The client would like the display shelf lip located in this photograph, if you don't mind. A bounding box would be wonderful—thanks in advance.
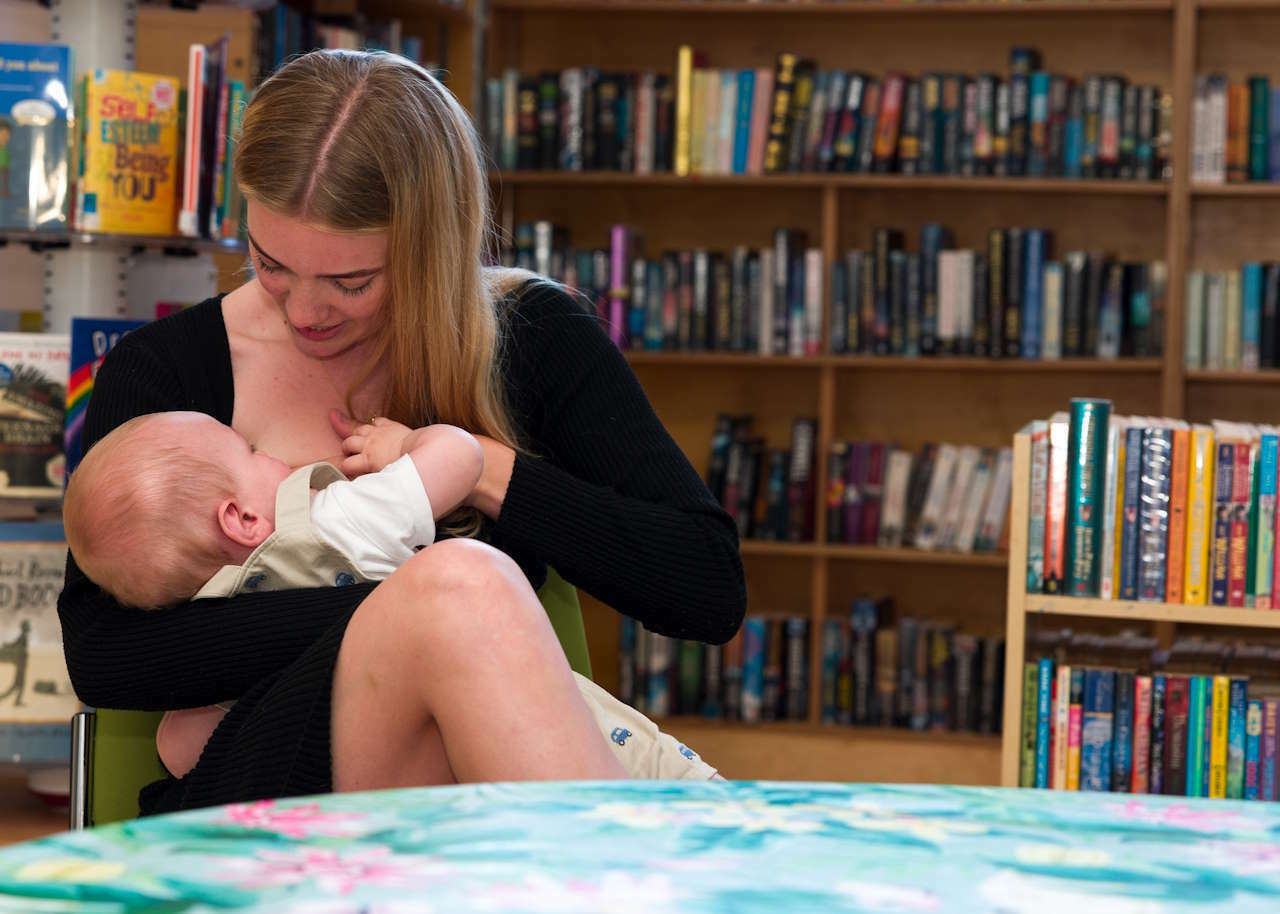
[1185,368,1280,383]
[1025,594,1280,628]
[1196,0,1280,10]
[491,0,1172,15]
[0,228,247,255]
[663,715,1003,746]
[491,170,1168,194]
[1191,181,1280,196]
[829,355,1164,372]
[739,540,1008,566]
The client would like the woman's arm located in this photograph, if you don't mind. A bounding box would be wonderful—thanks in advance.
[58,336,376,711]
[488,281,747,645]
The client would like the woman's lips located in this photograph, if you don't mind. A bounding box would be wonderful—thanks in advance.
[294,323,343,341]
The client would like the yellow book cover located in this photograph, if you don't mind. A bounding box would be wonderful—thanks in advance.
[674,46,694,177]
[77,69,180,236]
[1184,424,1215,604]
[1210,674,1230,798]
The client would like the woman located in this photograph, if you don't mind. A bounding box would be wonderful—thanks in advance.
[56,50,746,813]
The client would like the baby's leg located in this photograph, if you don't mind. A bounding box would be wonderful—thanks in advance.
[573,672,721,780]
[330,540,626,792]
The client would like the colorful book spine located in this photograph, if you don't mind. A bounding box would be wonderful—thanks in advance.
[1027,420,1050,594]
[1067,398,1111,596]
[740,616,767,723]
[1263,698,1279,802]
[1185,426,1215,605]
[1227,677,1248,800]
[1132,674,1151,794]
[1112,671,1135,793]
[1020,662,1039,788]
[179,44,206,237]
[1139,427,1173,602]
[1210,441,1234,606]
[1209,675,1230,799]
[1067,667,1084,791]
[1043,413,1070,594]
[1263,434,1280,609]
[1228,441,1253,607]
[1119,425,1144,600]
[674,46,695,176]
[1035,657,1053,788]
[1187,675,1207,797]
[1054,664,1072,789]
[1166,426,1190,604]
[1245,699,1263,801]
[608,225,631,348]
[1150,674,1167,796]
[1101,418,1122,600]
[1081,668,1115,792]
[1165,675,1190,796]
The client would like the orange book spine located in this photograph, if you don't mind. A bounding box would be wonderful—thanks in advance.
[1166,427,1190,603]
[1227,82,1250,183]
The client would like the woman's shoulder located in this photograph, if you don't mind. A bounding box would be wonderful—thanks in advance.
[118,295,228,358]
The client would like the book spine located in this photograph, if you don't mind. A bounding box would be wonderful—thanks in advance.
[764,55,798,175]
[987,229,1006,357]
[920,223,949,355]
[1211,441,1234,606]
[1054,664,1072,789]
[1133,674,1152,793]
[1035,657,1053,789]
[820,619,840,724]
[1020,662,1039,787]
[732,69,755,175]
[1100,419,1122,600]
[1263,699,1279,802]
[1021,229,1045,359]
[1081,668,1115,792]
[873,73,904,172]
[1139,428,1173,602]
[674,48,695,176]
[1112,670,1134,793]
[747,68,774,176]
[608,225,631,348]
[784,618,808,721]
[701,642,722,718]
[1166,427,1191,604]
[739,617,766,723]
[1067,398,1112,596]
[1119,425,1144,601]
[1027,421,1050,593]
[1005,228,1024,357]
[1067,667,1084,790]
[1150,674,1166,795]
[1245,699,1262,801]
[1229,441,1253,607]
[1209,675,1230,799]
[1044,413,1070,594]
[1188,676,1207,797]
[1227,677,1247,799]
[1185,426,1215,604]
[1165,675,1189,796]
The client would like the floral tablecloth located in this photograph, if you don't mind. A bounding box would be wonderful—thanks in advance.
[1,780,1279,913]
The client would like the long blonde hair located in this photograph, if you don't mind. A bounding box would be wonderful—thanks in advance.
[235,50,526,452]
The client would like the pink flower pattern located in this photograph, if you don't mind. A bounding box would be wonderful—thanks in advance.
[219,800,370,839]
[222,846,445,896]
[1107,800,1257,833]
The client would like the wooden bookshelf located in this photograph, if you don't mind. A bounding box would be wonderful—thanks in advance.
[1026,594,1280,628]
[1185,369,1280,383]
[491,0,1173,15]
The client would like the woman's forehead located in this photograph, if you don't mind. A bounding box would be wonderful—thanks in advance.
[246,202,387,274]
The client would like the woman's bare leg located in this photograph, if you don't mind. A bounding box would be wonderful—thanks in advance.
[330,538,626,792]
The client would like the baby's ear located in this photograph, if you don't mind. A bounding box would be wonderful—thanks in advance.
[217,499,270,548]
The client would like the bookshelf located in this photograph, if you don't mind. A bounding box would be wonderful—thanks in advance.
[999,428,1280,788]
[485,0,1280,784]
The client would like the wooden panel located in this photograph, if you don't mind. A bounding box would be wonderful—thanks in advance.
[659,719,1001,784]
[135,6,256,85]
[503,184,824,253]
[1189,197,1280,266]
[1000,432,1031,787]
[833,370,1161,453]
[1197,8,1280,79]
[839,189,1168,262]
[1185,377,1280,424]
[0,773,62,847]
[492,9,1171,86]
[495,0,1173,14]
[828,561,1008,635]
[1026,593,1280,629]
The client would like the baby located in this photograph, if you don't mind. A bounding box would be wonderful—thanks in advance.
[63,410,719,783]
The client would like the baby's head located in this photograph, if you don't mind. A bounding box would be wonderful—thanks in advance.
[64,411,292,608]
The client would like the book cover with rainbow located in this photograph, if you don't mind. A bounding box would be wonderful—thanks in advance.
[65,317,146,476]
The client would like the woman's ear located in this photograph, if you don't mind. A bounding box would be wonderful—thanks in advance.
[217,498,271,548]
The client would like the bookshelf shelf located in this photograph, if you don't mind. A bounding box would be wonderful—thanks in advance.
[0,229,246,256]
[627,352,825,368]
[829,356,1163,372]
[1185,369,1280,383]
[665,716,1000,747]
[491,0,1172,15]
[1026,594,1280,629]
[492,171,1167,196]
[1190,183,1280,196]
[1195,0,1280,9]
[739,540,1008,566]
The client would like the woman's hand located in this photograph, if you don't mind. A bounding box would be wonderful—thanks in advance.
[466,435,516,520]
[331,409,414,477]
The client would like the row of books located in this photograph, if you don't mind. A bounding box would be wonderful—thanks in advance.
[1027,400,1280,608]
[1018,658,1280,800]
[831,227,1166,359]
[825,440,1013,554]
[819,601,1005,733]
[504,223,823,354]
[487,47,1170,182]
[706,415,817,542]
[1184,264,1280,371]
[1191,74,1280,184]
[254,2,438,84]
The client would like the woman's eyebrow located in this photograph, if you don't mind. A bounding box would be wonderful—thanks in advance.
[247,232,384,279]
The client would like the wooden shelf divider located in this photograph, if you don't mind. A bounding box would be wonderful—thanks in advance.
[492,0,1172,15]
[1026,594,1280,629]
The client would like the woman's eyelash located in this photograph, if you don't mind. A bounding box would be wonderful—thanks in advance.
[335,279,374,297]
[256,258,282,274]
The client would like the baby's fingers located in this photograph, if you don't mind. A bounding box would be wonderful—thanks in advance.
[342,434,366,455]
[341,452,373,478]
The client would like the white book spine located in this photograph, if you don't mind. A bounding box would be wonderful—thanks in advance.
[805,248,823,356]
[1192,75,1208,183]
[1185,270,1205,369]
[1205,272,1225,370]
[1041,262,1063,359]
[917,443,959,551]
[977,446,1014,552]
[1054,665,1071,789]
[702,71,720,176]
[718,72,737,175]
[938,251,957,350]
[635,72,655,175]
[956,250,974,350]
[1100,417,1122,600]
[1210,76,1228,183]
[1027,421,1050,592]
[1224,269,1242,370]
[955,450,993,554]
[879,450,914,547]
[939,445,980,551]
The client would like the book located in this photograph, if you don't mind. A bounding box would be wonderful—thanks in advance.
[1066,398,1111,596]
[1081,667,1115,792]
[1150,674,1166,795]
[1165,675,1189,796]
[1245,698,1263,801]
[1165,425,1190,604]
[1209,674,1229,799]
[1188,675,1207,798]
[77,69,181,235]
[1185,425,1215,604]
[0,334,69,499]
[1227,677,1248,800]
[1132,674,1151,794]
[0,43,71,231]
[65,318,147,477]
[1112,670,1134,793]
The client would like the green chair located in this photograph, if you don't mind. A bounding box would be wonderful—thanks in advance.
[69,568,591,829]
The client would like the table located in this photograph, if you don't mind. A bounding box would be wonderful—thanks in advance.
[0,780,1278,912]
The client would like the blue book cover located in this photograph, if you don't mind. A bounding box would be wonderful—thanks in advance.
[740,617,767,722]
[1150,674,1167,796]
[1035,657,1053,788]
[1271,87,1280,181]
[1119,425,1144,600]
[65,317,148,476]
[1081,668,1115,791]
[732,69,755,175]
[1227,677,1248,799]
[1027,71,1050,176]
[0,43,72,231]
[1112,671,1134,793]
[1064,112,1083,178]
[1211,442,1234,606]
[1021,229,1046,358]
[1138,428,1173,602]
[819,619,841,724]
[1243,263,1264,369]
[1246,698,1263,801]
[1187,675,1206,797]
[919,223,951,355]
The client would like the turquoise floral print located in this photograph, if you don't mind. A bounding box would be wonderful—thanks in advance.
[0,781,1277,912]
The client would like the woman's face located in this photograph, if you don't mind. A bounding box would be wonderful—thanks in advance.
[246,202,390,361]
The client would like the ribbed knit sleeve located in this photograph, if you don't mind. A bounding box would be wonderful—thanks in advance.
[56,306,376,711]
[495,281,747,645]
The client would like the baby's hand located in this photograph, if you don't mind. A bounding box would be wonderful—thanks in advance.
[340,416,414,477]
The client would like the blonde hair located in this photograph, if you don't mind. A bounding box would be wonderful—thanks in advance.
[63,415,237,609]
[235,51,531,509]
